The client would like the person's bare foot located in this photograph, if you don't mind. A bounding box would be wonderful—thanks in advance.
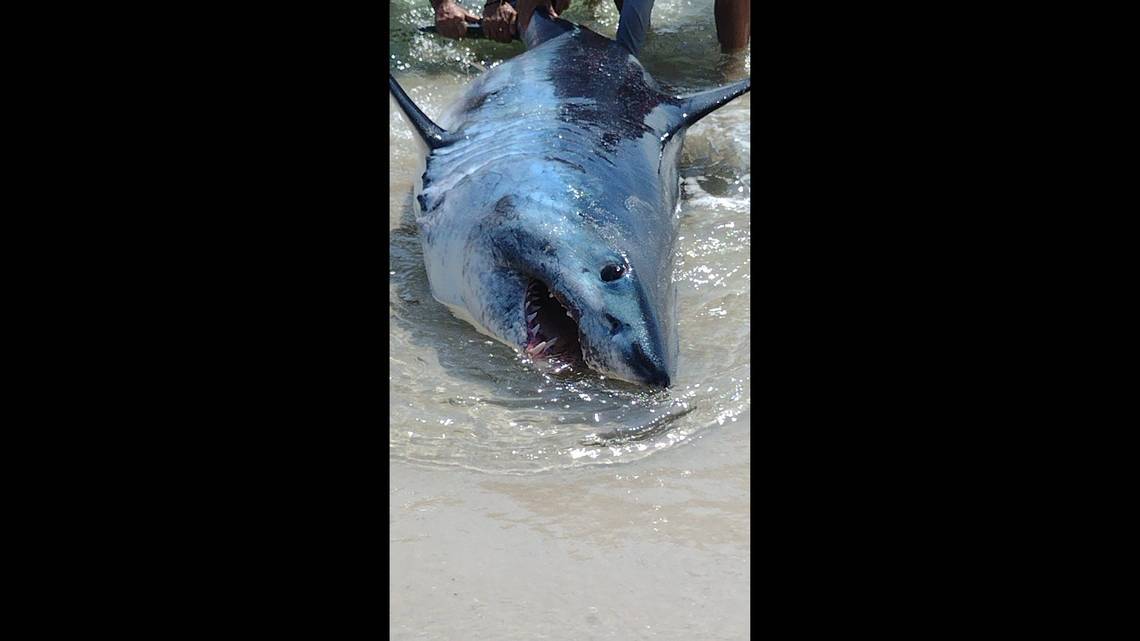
[716,50,748,82]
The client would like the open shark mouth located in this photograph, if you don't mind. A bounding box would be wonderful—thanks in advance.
[523,278,584,368]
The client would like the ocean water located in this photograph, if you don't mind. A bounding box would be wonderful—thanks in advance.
[390,1,749,638]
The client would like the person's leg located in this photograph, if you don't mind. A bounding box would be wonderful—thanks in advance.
[714,0,750,52]
[615,0,653,55]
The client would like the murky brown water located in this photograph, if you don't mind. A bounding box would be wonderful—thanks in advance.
[390,1,749,638]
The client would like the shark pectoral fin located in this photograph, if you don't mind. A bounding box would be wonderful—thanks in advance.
[389,73,457,150]
[664,77,752,139]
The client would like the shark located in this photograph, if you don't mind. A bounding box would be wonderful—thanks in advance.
[389,13,749,387]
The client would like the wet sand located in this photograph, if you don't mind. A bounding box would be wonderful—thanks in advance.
[390,411,749,640]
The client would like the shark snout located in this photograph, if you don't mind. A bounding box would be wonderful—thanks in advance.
[627,341,671,388]
[581,318,674,387]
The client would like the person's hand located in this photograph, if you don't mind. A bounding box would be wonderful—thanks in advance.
[434,0,481,39]
[482,0,518,43]
[516,0,571,34]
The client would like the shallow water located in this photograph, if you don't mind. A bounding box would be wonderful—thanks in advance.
[390,1,749,637]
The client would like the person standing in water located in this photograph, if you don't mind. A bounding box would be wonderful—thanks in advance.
[429,0,750,54]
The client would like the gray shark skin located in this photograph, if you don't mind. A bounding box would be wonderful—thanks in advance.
[390,14,749,387]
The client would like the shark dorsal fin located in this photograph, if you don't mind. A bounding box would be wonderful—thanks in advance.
[664,77,751,139]
[389,73,455,150]
[521,10,576,50]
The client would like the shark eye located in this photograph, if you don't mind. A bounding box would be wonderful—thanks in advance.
[600,263,625,282]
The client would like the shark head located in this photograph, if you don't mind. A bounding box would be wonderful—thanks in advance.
[467,195,676,387]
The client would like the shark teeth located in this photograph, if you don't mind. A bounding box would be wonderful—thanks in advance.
[526,337,561,357]
[521,278,582,366]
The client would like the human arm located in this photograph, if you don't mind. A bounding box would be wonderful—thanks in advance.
[431,0,482,39]
[482,0,519,43]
